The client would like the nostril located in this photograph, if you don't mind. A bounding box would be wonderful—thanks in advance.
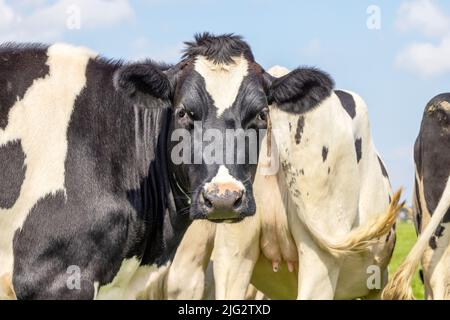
[205,198,213,209]
[202,192,213,209]
[233,194,243,209]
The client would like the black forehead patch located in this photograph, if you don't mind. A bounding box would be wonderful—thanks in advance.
[377,156,389,178]
[231,75,268,118]
[0,43,50,130]
[182,32,254,64]
[0,140,27,209]
[177,70,212,115]
[335,90,356,119]
[354,138,362,163]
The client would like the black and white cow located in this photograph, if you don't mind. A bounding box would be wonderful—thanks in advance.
[0,34,337,299]
[384,93,450,300]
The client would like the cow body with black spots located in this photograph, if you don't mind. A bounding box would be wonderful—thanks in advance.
[384,94,450,300]
[166,66,402,300]
[0,34,335,300]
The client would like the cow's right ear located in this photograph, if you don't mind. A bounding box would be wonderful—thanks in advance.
[114,62,174,102]
[264,66,334,114]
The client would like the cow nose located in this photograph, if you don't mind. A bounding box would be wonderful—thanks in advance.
[203,187,244,210]
[201,183,245,220]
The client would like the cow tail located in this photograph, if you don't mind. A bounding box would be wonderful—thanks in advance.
[382,179,450,300]
[300,189,404,258]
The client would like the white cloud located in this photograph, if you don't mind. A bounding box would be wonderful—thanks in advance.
[397,0,450,37]
[396,0,450,77]
[0,0,134,43]
[396,36,450,77]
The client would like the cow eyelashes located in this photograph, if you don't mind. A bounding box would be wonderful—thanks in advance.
[256,108,269,122]
[176,105,196,128]
[177,108,187,118]
[176,106,194,119]
[245,108,269,130]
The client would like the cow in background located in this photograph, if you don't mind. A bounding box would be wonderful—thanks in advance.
[383,94,450,300]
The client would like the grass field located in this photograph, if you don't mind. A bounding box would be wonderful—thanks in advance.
[388,221,424,300]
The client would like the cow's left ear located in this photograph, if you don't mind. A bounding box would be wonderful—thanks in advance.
[265,67,334,114]
[114,62,174,103]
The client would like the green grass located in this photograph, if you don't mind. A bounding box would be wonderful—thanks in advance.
[388,221,424,300]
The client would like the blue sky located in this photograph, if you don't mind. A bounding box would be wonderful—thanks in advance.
[1,0,450,202]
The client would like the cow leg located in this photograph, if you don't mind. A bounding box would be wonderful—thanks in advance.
[245,284,266,300]
[289,213,340,300]
[423,222,450,300]
[296,245,340,300]
[213,214,260,300]
[166,221,216,300]
[423,248,450,300]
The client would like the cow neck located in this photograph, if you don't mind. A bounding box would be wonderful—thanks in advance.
[133,105,191,266]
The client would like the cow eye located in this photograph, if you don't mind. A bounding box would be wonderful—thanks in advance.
[177,106,193,119]
[175,105,195,128]
[257,109,269,122]
[177,108,186,118]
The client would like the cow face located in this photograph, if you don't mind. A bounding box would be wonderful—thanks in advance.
[115,33,334,222]
[168,59,270,221]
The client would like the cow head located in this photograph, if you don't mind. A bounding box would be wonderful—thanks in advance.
[114,33,334,222]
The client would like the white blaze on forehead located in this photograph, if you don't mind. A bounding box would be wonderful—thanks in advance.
[0,43,96,280]
[194,55,249,117]
[204,165,245,190]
